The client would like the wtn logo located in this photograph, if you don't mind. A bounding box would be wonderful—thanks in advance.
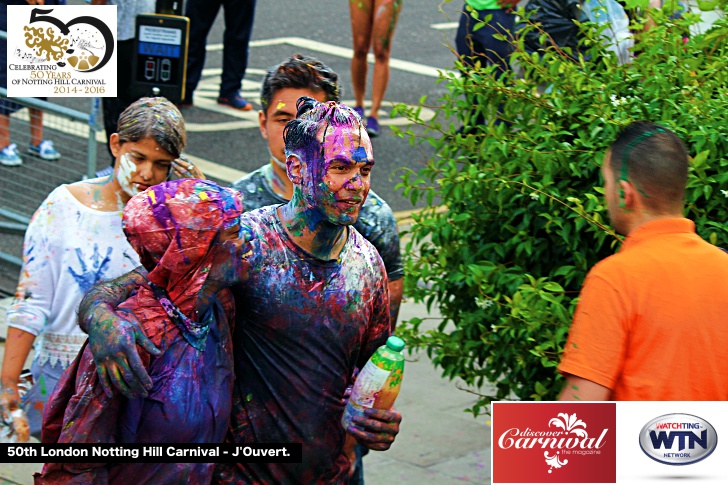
[649,430,707,451]
[639,414,717,465]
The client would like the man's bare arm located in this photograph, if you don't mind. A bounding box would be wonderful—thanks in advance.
[78,268,145,332]
[388,278,403,331]
[78,267,161,398]
[558,374,611,401]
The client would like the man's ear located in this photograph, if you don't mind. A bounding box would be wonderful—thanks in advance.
[286,154,304,185]
[619,179,636,210]
[258,110,268,140]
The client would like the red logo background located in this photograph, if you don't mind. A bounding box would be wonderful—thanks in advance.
[492,402,616,483]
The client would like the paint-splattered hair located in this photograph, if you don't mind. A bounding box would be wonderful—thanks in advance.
[116,97,186,159]
[260,54,340,113]
[609,121,688,213]
[283,96,364,173]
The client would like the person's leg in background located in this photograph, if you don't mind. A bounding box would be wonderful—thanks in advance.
[216,0,256,110]
[349,0,403,137]
[0,111,23,166]
[24,105,61,161]
[0,114,9,150]
[182,0,224,106]
[29,109,43,147]
[455,6,515,129]
[366,0,402,136]
[1,3,21,166]
[349,0,374,119]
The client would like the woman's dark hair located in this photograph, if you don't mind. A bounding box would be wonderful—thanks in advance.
[116,97,186,158]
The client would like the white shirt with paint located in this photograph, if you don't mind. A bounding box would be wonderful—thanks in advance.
[6,185,140,368]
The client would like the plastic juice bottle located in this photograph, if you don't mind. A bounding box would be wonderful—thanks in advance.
[342,336,405,430]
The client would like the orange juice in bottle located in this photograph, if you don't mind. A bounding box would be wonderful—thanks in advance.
[342,336,405,430]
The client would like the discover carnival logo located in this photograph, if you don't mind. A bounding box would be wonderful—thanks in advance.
[639,413,718,466]
[6,5,117,98]
[492,402,616,483]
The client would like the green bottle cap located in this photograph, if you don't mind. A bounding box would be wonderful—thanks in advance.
[386,336,405,352]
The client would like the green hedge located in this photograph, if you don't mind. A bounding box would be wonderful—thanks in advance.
[394,6,728,416]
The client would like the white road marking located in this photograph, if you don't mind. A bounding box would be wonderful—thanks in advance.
[185,153,247,184]
[206,37,456,78]
[430,22,459,30]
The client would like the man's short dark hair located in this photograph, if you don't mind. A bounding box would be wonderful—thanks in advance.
[609,121,689,214]
[260,54,340,112]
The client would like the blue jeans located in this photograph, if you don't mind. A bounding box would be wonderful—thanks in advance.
[455,7,516,128]
[455,6,516,80]
[22,360,66,439]
[350,443,368,485]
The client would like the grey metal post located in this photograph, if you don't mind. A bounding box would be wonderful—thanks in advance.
[86,97,101,179]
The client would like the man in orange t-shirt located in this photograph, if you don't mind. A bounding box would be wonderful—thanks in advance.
[558,121,728,401]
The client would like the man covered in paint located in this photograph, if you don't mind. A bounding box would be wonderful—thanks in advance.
[37,179,249,484]
[77,98,401,483]
[231,54,403,484]
[232,54,404,327]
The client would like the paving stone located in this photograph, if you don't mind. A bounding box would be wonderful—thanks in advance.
[428,450,491,483]
[363,459,477,485]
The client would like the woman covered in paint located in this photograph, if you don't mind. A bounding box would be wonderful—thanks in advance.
[37,179,248,485]
[0,97,198,441]
[349,0,403,137]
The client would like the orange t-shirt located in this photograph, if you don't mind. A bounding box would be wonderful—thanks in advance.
[558,218,728,400]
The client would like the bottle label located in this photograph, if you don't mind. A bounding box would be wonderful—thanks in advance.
[341,361,391,430]
[352,361,391,407]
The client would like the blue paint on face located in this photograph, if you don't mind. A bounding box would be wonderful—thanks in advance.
[352,146,369,164]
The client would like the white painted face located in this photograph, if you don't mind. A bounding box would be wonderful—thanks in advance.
[117,153,139,198]
[111,136,175,201]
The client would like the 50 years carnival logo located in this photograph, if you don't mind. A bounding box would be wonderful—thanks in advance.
[639,413,718,466]
[492,402,616,483]
[7,5,117,98]
[23,8,114,72]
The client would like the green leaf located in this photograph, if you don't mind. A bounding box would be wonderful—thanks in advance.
[543,282,564,293]
[691,150,710,169]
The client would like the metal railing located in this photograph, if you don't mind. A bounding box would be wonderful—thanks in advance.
[1,31,101,268]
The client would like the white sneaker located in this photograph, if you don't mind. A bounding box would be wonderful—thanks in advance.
[28,140,61,161]
[0,144,23,167]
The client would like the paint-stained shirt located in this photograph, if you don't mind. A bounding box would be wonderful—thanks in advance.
[231,164,404,281]
[213,206,391,485]
[6,185,140,367]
